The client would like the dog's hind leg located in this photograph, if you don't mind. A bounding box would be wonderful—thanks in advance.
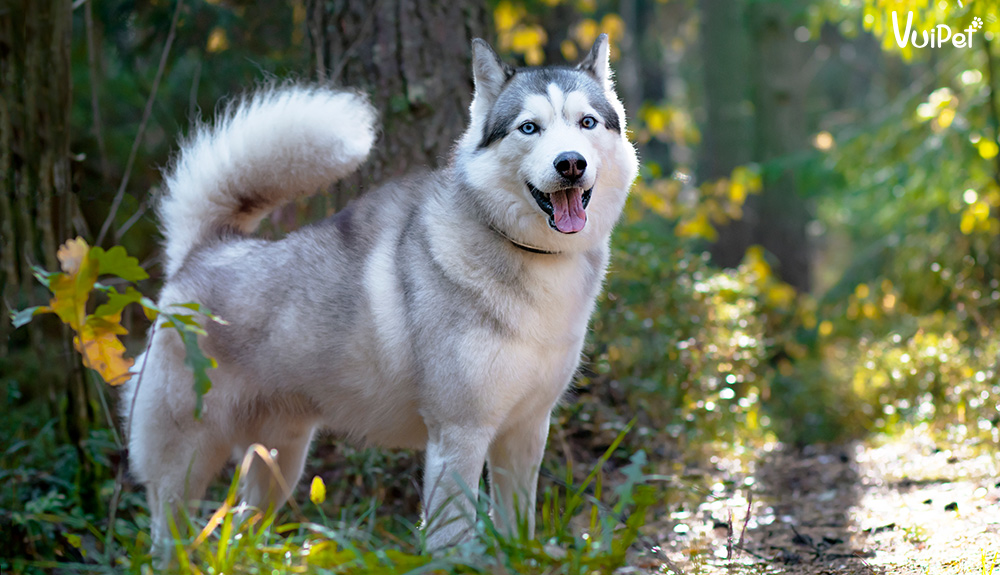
[237,416,317,516]
[125,332,231,561]
[487,411,551,540]
[131,404,230,560]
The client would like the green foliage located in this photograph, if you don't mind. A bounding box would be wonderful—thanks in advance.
[0,423,654,574]
[153,301,226,419]
[566,0,1000,449]
[583,200,814,446]
[803,0,1000,439]
[150,430,653,575]
[11,238,224,417]
[0,404,136,575]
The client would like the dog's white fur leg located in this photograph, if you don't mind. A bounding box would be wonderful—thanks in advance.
[145,443,228,557]
[131,401,229,557]
[421,424,492,550]
[487,412,550,539]
[125,329,231,560]
[237,420,317,514]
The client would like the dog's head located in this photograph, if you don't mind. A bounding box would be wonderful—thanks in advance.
[455,34,639,254]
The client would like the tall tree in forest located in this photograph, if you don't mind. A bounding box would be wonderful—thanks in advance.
[1,0,74,341]
[748,1,811,291]
[700,0,812,291]
[0,0,103,508]
[699,0,756,270]
[305,0,490,208]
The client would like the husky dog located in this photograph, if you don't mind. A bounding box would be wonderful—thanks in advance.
[123,34,638,552]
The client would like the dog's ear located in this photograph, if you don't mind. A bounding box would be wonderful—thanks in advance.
[471,38,513,105]
[578,33,612,91]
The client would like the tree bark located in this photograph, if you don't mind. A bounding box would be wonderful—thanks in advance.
[1,0,100,509]
[700,0,811,290]
[699,0,756,269]
[749,3,811,291]
[305,0,490,211]
[1,0,75,361]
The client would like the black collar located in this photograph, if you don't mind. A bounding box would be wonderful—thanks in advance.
[488,224,560,255]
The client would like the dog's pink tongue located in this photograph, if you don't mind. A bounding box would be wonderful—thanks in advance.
[551,188,587,233]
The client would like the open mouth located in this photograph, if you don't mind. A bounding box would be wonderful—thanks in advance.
[528,182,593,234]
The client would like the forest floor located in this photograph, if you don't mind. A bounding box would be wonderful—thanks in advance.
[627,426,1000,575]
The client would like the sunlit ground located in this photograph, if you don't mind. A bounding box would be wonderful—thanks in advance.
[636,424,1000,575]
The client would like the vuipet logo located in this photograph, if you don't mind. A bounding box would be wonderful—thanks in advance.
[892,12,983,49]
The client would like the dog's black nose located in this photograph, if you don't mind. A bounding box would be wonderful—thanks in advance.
[554,152,587,182]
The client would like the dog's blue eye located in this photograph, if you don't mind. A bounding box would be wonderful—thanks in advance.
[580,116,598,130]
[519,122,538,135]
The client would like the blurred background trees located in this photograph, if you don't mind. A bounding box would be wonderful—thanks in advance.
[305,0,490,210]
[3,0,1000,568]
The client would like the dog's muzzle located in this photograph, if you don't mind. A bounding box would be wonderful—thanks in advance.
[528,183,593,234]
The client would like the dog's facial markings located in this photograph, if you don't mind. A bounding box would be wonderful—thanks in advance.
[477,67,620,149]
[490,86,606,236]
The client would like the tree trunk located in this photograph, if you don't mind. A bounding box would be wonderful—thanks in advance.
[749,3,811,291]
[305,0,490,211]
[1,0,101,509]
[299,0,489,518]
[699,0,811,290]
[699,0,756,268]
[1,0,75,381]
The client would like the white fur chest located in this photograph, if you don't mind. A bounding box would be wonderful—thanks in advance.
[516,254,598,348]
[479,252,605,424]
[421,203,608,425]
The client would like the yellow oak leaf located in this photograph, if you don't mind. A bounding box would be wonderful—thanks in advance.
[766,283,798,309]
[978,139,999,160]
[743,245,772,281]
[49,238,100,330]
[675,212,718,241]
[57,237,90,275]
[75,312,133,386]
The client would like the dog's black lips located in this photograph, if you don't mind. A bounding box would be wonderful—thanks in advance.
[528,182,554,217]
[527,182,595,230]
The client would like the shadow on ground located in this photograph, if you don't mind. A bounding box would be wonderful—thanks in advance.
[644,442,886,575]
[739,443,884,574]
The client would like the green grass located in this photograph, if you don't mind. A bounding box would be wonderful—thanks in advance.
[151,432,653,574]
[1,417,657,575]
[983,549,999,575]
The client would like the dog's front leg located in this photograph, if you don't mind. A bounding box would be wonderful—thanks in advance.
[487,411,550,539]
[421,423,491,550]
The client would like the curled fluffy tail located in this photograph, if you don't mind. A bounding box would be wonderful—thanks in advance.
[159,85,377,276]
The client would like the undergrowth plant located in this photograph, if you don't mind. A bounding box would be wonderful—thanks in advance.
[983,549,999,575]
[151,433,654,575]
[7,237,657,574]
[12,237,223,416]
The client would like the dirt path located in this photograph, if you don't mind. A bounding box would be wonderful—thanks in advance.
[631,427,1000,574]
